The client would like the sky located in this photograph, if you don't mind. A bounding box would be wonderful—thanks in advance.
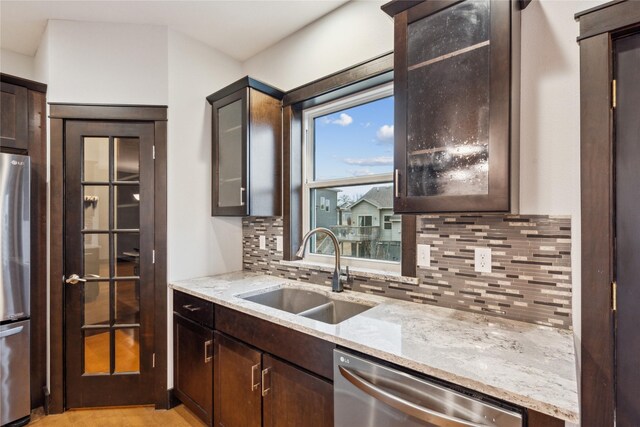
[314,96,394,181]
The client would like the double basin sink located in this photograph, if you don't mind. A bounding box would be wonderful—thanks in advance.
[240,287,374,324]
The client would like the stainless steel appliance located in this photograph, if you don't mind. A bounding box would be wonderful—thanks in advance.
[0,152,31,426]
[334,349,523,427]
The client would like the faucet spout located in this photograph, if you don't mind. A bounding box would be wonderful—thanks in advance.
[296,227,347,292]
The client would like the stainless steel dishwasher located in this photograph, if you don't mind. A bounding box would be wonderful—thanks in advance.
[334,349,523,427]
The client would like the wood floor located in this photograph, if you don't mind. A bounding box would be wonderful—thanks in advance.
[29,405,206,427]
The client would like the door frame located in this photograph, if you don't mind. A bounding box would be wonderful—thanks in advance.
[576,1,640,425]
[49,104,168,413]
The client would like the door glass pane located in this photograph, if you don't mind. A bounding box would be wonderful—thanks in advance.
[84,234,110,278]
[84,329,110,374]
[83,185,109,230]
[115,280,139,325]
[114,185,140,230]
[114,137,140,182]
[84,282,110,326]
[83,137,109,182]
[115,328,140,373]
[114,233,139,277]
[217,99,243,207]
[406,0,490,198]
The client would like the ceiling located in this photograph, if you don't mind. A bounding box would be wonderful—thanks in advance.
[0,0,349,61]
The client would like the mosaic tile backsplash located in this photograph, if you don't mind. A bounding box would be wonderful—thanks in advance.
[243,215,572,329]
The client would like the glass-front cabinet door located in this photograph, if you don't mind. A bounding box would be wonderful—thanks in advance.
[212,89,248,216]
[392,0,517,213]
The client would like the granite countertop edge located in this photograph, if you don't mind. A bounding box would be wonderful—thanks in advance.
[169,272,579,423]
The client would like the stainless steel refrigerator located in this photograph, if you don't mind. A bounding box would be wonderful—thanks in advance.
[0,152,31,426]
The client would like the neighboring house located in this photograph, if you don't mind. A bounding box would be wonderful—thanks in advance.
[331,186,400,261]
[314,188,338,229]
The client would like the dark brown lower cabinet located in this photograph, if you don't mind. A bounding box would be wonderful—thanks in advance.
[262,354,333,427]
[214,331,333,427]
[174,314,214,425]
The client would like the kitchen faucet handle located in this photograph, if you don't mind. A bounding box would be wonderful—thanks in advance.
[343,266,353,284]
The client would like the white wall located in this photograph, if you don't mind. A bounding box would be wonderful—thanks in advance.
[166,29,244,387]
[1,48,35,79]
[44,20,168,104]
[242,0,393,91]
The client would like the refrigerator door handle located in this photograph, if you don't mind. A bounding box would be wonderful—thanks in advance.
[0,326,24,339]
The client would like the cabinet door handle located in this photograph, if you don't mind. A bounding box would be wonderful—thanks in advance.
[261,368,271,397]
[204,340,213,363]
[251,363,260,391]
[240,187,246,206]
[182,304,201,312]
[394,169,400,198]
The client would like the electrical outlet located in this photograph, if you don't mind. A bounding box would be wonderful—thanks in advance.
[474,247,492,273]
[275,236,283,252]
[259,235,266,250]
[417,244,431,268]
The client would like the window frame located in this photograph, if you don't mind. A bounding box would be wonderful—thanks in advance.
[301,82,399,272]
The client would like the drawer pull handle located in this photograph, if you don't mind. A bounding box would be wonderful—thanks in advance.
[251,363,260,391]
[261,368,271,397]
[182,304,202,312]
[204,340,213,363]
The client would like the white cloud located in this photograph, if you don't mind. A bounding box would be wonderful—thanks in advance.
[349,169,375,177]
[332,113,353,126]
[344,156,393,166]
[376,124,394,140]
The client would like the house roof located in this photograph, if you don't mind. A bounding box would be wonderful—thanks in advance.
[349,186,393,210]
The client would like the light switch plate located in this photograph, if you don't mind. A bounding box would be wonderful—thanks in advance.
[417,244,431,268]
[474,247,492,273]
[259,235,266,250]
[275,236,283,252]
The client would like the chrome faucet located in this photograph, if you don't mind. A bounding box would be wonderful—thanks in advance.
[295,227,350,292]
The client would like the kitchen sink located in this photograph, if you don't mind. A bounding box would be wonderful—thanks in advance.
[240,287,373,324]
[297,300,372,324]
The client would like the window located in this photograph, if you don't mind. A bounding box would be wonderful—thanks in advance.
[302,83,400,269]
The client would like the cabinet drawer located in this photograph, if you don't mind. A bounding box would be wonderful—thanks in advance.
[173,291,214,328]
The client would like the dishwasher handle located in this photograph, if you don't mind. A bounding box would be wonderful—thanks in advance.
[338,365,489,427]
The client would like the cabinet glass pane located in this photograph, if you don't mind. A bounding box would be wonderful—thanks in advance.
[115,328,140,373]
[115,280,139,325]
[83,137,109,182]
[84,281,110,326]
[83,185,109,230]
[84,233,110,278]
[114,137,140,182]
[114,233,139,277]
[84,329,110,374]
[408,0,490,66]
[217,99,243,207]
[114,185,140,230]
[406,0,490,198]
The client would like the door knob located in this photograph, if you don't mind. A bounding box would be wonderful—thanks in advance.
[65,274,87,284]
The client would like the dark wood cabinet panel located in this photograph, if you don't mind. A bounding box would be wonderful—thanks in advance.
[262,355,333,427]
[207,77,283,217]
[215,305,335,380]
[387,0,519,213]
[173,290,214,328]
[1,81,28,151]
[213,331,262,427]
[173,314,213,426]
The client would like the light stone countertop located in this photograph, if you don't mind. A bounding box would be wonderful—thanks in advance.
[170,271,579,423]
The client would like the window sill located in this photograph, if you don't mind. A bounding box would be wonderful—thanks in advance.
[278,259,419,285]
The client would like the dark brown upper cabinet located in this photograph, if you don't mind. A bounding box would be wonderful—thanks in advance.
[207,77,284,216]
[384,0,521,213]
[1,80,29,151]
